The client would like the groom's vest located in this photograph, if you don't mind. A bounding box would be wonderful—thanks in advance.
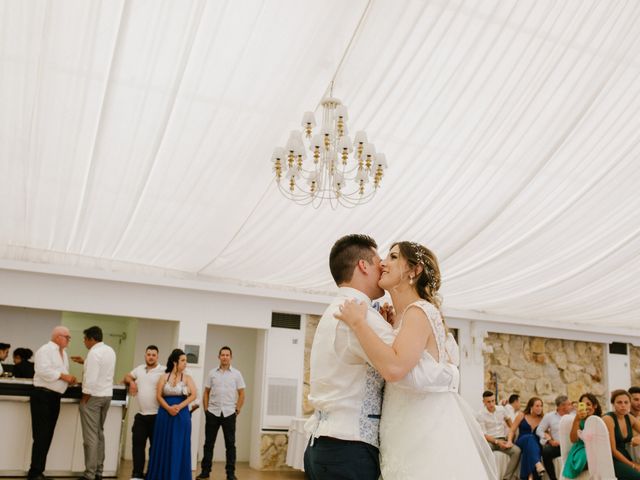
[305,287,395,447]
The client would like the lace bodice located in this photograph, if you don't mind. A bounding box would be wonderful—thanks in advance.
[162,373,188,396]
[396,300,449,363]
[393,300,460,392]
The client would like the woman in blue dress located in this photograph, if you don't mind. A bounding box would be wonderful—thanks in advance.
[147,348,197,480]
[508,396,545,479]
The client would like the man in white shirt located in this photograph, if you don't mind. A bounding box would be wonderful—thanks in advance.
[536,395,572,480]
[477,390,521,480]
[196,346,245,480]
[27,327,76,480]
[303,234,395,480]
[71,326,116,480]
[504,393,521,423]
[123,345,164,480]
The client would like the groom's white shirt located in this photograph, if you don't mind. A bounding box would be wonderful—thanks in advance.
[305,287,395,447]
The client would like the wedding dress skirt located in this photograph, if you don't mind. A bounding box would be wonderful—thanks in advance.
[379,300,497,479]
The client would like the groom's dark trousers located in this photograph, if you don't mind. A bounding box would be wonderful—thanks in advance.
[304,436,380,480]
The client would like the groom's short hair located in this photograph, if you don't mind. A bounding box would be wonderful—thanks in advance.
[329,234,378,285]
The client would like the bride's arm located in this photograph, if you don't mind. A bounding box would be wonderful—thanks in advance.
[335,300,430,382]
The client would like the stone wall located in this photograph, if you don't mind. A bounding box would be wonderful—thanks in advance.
[631,345,640,387]
[259,432,291,470]
[483,333,606,411]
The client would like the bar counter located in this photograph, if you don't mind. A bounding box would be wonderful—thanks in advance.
[0,378,126,478]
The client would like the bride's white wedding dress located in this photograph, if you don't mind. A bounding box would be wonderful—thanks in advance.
[379,300,497,480]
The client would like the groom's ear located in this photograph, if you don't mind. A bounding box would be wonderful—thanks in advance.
[356,258,368,274]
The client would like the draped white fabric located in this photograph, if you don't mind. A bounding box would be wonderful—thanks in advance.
[1,0,639,330]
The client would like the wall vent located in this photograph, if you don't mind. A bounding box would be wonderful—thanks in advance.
[609,342,628,355]
[271,312,301,330]
[266,377,298,416]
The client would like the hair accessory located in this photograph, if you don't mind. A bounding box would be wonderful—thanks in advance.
[410,242,438,291]
[411,242,426,266]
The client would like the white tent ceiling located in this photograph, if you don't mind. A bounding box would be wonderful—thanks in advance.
[1,0,639,332]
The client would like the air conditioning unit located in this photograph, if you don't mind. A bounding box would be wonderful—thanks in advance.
[262,313,304,429]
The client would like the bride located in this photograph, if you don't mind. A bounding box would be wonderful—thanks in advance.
[335,241,496,480]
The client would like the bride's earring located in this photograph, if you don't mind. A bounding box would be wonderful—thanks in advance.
[409,276,414,285]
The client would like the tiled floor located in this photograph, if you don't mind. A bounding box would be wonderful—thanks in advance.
[1,460,306,480]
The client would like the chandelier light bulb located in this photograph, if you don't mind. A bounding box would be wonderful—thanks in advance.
[270,96,387,208]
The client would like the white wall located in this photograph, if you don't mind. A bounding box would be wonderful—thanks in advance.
[0,305,61,358]
[197,325,258,463]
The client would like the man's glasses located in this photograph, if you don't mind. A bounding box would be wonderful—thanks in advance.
[58,334,71,340]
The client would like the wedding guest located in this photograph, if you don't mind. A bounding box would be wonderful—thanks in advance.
[28,327,76,480]
[603,389,640,479]
[505,393,521,423]
[197,346,245,480]
[71,326,116,480]
[508,396,545,480]
[146,349,197,480]
[0,342,10,375]
[629,386,640,419]
[13,347,35,378]
[477,390,520,480]
[537,395,572,480]
[561,393,602,479]
[123,345,164,480]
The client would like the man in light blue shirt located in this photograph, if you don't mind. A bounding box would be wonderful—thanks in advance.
[196,346,245,480]
[536,395,572,480]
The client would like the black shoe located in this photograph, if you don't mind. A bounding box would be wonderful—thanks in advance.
[195,474,210,479]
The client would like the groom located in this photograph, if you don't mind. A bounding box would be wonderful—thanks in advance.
[304,234,395,480]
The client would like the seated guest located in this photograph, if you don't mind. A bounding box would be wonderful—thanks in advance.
[561,393,602,479]
[537,395,572,480]
[0,342,10,375]
[13,347,35,378]
[477,390,521,480]
[505,393,521,423]
[629,386,640,419]
[508,396,545,480]
[603,389,640,479]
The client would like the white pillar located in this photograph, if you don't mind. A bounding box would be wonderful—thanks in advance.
[458,321,486,410]
[179,317,208,468]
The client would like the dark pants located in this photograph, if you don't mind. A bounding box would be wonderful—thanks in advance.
[303,436,380,480]
[28,387,62,479]
[542,443,561,480]
[201,411,237,479]
[131,413,157,478]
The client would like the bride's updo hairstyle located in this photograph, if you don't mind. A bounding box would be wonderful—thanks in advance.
[393,241,442,309]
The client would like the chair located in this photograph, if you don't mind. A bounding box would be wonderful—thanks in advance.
[493,449,509,479]
[582,415,616,480]
[558,414,590,480]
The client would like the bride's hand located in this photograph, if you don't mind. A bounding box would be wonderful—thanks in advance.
[334,299,368,329]
[380,302,396,326]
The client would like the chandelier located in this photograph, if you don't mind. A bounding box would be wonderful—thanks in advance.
[270,96,387,208]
